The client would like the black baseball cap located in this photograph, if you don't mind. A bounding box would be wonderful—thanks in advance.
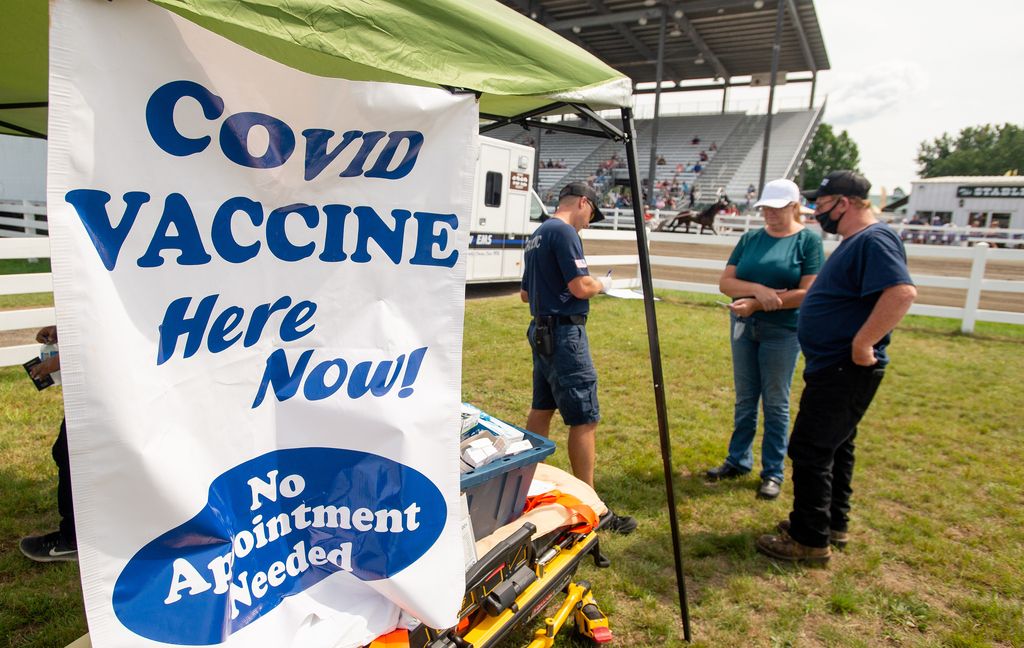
[559,182,604,223]
[801,170,871,201]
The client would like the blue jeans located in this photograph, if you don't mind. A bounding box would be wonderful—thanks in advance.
[725,314,800,481]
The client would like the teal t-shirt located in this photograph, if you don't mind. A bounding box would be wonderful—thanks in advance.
[726,227,824,329]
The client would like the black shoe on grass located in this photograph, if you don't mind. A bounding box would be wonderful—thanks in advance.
[600,511,638,535]
[705,462,747,481]
[20,531,78,563]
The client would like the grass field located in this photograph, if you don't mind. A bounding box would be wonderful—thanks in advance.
[2,289,1022,647]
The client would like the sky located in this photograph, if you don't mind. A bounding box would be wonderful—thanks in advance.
[644,0,1024,194]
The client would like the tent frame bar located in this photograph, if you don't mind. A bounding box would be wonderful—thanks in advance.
[620,105,692,643]
[0,119,44,139]
[479,102,568,133]
[568,103,625,141]
[516,119,611,139]
[481,103,625,142]
[0,101,48,109]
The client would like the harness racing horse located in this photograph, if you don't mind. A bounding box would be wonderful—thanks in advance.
[660,197,733,234]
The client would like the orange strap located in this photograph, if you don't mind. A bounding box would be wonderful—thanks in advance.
[367,629,409,648]
[523,490,597,534]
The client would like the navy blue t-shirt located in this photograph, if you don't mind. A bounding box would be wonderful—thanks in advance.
[798,223,914,373]
[521,218,590,316]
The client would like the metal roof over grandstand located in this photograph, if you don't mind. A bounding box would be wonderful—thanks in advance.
[499,0,830,89]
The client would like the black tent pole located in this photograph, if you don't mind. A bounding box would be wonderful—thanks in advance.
[620,106,692,642]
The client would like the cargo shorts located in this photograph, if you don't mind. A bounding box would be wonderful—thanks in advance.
[527,321,600,426]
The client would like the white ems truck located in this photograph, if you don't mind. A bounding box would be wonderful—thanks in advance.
[466,136,547,283]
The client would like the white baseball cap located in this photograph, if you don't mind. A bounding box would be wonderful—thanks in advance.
[753,179,800,209]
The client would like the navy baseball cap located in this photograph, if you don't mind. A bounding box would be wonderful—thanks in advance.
[559,182,604,223]
[801,170,871,201]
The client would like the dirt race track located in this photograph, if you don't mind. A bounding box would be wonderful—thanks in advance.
[584,238,1024,313]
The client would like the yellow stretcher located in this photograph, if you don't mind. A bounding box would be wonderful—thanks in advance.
[374,463,616,648]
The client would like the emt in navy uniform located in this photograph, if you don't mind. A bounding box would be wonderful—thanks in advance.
[520,182,637,535]
[756,170,917,564]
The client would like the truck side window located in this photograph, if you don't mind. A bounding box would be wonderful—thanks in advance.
[484,171,502,207]
[529,190,548,222]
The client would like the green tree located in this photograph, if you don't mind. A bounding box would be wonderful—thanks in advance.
[917,123,1024,177]
[799,123,861,190]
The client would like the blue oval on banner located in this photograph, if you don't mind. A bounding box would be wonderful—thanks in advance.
[112,447,446,645]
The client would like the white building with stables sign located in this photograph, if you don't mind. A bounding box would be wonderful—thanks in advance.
[907,176,1024,229]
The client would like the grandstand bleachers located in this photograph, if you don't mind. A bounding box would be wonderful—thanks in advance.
[704,108,824,199]
[632,113,744,196]
[487,107,823,208]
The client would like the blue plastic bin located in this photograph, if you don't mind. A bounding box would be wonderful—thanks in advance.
[460,426,556,540]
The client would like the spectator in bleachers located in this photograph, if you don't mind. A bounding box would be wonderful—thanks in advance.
[694,162,703,174]
[691,135,701,145]
[710,141,718,152]
[745,184,757,212]
[699,150,709,162]
[603,189,616,209]
[689,186,701,208]
[676,163,684,173]
[657,154,667,165]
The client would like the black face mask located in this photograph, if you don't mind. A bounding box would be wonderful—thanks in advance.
[815,197,844,234]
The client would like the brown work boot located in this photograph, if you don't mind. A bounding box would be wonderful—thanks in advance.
[756,531,831,564]
[776,519,849,550]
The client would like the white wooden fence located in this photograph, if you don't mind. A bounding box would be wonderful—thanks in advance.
[596,207,1024,248]
[0,230,1021,367]
[0,237,55,366]
[0,199,49,237]
[584,230,1024,334]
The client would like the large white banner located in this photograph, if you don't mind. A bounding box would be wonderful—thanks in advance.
[47,1,474,645]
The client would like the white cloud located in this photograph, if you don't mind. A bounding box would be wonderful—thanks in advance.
[824,61,928,126]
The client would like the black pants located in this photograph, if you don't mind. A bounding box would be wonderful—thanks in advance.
[52,418,76,543]
[786,361,884,548]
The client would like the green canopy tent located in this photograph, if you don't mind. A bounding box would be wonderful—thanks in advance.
[2,0,690,641]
